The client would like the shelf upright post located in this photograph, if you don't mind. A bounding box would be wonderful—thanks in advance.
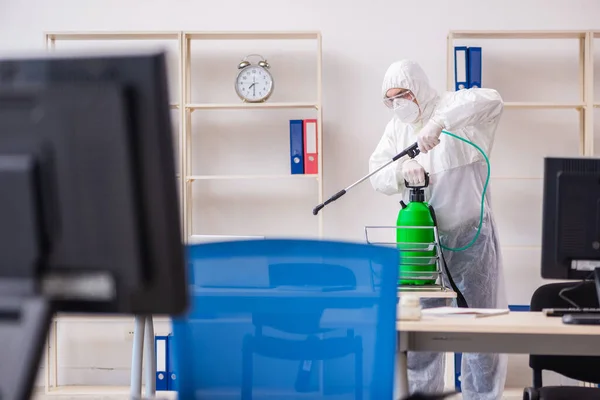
[446,31,454,92]
[177,31,186,234]
[44,34,55,51]
[579,33,586,155]
[316,31,324,238]
[183,32,193,241]
[42,32,56,394]
[584,31,594,156]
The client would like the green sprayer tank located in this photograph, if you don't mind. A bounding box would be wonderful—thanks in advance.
[396,175,437,285]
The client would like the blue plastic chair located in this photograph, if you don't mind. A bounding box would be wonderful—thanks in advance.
[171,238,398,399]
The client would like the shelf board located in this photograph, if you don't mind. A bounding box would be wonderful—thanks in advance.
[450,30,586,39]
[39,385,179,398]
[40,385,131,395]
[185,31,320,41]
[504,102,584,109]
[187,174,318,181]
[186,102,318,110]
[187,234,266,245]
[595,104,600,108]
[52,313,171,323]
[45,31,180,40]
[169,103,179,109]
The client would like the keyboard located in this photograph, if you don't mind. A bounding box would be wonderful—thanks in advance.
[543,307,600,317]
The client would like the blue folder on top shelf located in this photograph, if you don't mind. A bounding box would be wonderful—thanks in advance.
[467,47,482,88]
[454,46,468,91]
[289,119,304,175]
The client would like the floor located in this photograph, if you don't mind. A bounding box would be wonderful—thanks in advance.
[32,387,177,400]
[31,388,526,399]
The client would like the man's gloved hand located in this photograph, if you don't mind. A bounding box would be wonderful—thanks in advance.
[401,159,426,186]
[417,119,444,153]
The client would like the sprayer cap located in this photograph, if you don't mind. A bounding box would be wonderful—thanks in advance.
[409,188,425,202]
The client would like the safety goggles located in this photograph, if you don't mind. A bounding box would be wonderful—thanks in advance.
[383,90,416,109]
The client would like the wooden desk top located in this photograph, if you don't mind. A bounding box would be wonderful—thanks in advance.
[398,289,456,299]
[397,311,600,336]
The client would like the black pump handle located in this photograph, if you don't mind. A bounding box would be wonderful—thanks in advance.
[404,173,430,189]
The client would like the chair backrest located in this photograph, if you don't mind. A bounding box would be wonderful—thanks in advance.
[529,281,600,384]
[268,262,357,288]
[171,238,399,399]
[254,262,358,334]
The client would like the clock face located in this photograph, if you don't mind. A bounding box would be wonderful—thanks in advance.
[236,66,273,102]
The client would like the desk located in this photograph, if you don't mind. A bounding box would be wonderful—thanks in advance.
[395,311,600,398]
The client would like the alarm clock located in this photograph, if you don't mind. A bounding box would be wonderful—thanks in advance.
[235,54,274,103]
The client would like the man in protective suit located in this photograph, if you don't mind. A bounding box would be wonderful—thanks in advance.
[369,59,508,400]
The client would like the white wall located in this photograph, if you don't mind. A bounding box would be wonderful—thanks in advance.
[2,0,600,391]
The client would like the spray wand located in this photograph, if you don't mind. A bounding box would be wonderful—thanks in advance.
[312,142,421,215]
[311,130,491,253]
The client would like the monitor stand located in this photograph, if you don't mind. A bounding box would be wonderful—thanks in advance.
[0,295,52,400]
[594,267,600,309]
[560,267,600,325]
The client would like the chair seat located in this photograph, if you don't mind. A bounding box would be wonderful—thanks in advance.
[537,386,600,399]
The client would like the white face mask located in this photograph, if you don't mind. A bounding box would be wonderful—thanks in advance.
[393,98,420,124]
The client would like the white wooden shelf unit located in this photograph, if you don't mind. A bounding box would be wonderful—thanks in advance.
[447,30,595,155]
[46,30,324,240]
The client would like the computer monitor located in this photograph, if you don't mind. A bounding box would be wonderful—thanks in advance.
[541,156,600,283]
[0,51,188,399]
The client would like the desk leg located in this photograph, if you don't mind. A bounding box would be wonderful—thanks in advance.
[395,333,409,399]
[396,351,409,399]
[144,316,156,398]
[130,315,145,399]
[444,353,455,391]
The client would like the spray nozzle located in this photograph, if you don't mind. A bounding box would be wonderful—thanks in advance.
[393,142,420,161]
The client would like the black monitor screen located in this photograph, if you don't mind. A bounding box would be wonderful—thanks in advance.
[541,157,600,280]
[0,51,187,315]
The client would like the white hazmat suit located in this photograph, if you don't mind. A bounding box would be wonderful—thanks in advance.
[369,60,508,399]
